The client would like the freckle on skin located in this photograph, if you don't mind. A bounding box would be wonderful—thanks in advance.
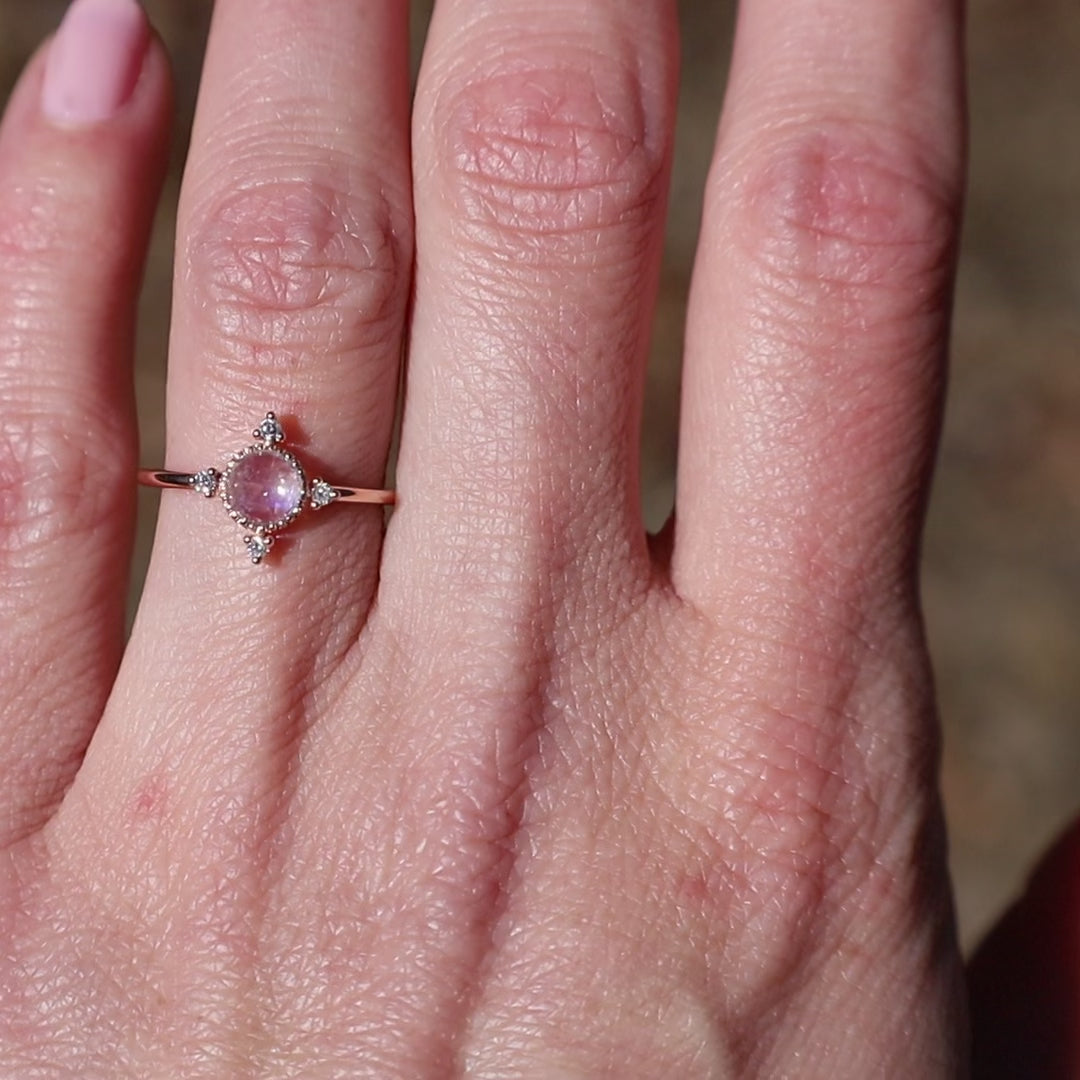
[129,775,168,821]
[678,873,711,906]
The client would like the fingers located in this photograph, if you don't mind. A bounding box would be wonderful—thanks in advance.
[135,0,412,632]
[672,0,966,620]
[105,0,413,772]
[388,0,679,613]
[0,0,170,846]
[45,6,414,1043]
[54,0,414,941]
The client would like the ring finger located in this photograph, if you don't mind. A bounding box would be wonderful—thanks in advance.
[70,0,413,823]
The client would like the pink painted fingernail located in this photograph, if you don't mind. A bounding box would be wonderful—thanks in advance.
[42,0,149,126]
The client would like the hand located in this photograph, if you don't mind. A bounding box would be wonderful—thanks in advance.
[0,0,969,1075]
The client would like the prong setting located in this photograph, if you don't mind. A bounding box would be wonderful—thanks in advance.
[137,413,394,565]
[254,412,286,445]
[244,532,274,565]
[192,468,220,498]
[310,478,339,510]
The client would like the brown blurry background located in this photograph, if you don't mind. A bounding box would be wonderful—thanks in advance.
[2,0,1078,951]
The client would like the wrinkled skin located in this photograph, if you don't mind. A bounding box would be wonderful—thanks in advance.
[0,0,1048,1076]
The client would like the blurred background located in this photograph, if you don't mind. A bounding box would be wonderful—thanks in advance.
[2,0,1078,951]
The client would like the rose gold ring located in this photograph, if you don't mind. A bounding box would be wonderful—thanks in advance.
[137,412,395,565]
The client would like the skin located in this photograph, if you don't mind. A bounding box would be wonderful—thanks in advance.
[0,0,1051,1074]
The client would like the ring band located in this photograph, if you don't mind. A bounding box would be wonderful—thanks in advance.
[138,412,395,565]
[137,470,395,505]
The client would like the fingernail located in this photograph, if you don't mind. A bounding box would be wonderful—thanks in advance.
[42,0,149,126]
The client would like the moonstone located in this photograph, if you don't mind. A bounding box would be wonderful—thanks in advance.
[227,450,304,526]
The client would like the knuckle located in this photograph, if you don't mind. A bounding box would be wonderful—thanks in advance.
[730,123,959,331]
[185,175,407,399]
[668,615,927,915]
[675,711,892,971]
[431,55,666,251]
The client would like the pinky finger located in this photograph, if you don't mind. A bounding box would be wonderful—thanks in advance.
[0,0,170,846]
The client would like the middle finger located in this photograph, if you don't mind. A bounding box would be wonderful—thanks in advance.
[386,0,678,629]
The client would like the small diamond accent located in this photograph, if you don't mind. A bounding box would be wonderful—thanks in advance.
[244,533,274,565]
[192,468,219,498]
[254,412,285,445]
[310,479,338,510]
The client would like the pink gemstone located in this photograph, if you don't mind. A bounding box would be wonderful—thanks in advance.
[226,450,304,527]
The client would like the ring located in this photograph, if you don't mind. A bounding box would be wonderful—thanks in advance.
[138,412,395,565]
